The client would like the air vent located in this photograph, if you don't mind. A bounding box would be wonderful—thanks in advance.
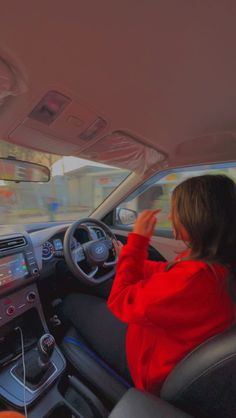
[0,236,27,251]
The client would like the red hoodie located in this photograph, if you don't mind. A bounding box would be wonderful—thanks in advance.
[107,233,235,394]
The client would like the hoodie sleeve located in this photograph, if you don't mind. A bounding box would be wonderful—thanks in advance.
[107,233,219,329]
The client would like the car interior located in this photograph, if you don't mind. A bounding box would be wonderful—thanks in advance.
[0,1,236,417]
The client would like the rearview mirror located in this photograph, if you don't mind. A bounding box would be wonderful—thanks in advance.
[116,208,137,225]
[0,158,50,182]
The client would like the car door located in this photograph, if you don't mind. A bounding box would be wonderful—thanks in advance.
[104,161,236,262]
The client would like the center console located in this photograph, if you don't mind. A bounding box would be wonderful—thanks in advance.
[0,231,119,418]
[0,233,111,418]
[0,233,66,411]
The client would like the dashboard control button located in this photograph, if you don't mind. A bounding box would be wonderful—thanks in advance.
[6,305,15,316]
[27,291,36,303]
[3,298,12,305]
[33,268,39,275]
[18,303,26,309]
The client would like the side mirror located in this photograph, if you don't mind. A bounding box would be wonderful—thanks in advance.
[115,208,137,226]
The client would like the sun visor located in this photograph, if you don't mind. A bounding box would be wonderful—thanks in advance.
[0,57,27,106]
[77,131,167,174]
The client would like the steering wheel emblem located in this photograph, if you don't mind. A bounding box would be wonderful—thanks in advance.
[95,245,104,255]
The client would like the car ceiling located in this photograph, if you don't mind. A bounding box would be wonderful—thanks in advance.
[0,0,236,171]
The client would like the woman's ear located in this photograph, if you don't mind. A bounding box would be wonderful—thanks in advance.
[177,224,190,242]
[171,213,190,241]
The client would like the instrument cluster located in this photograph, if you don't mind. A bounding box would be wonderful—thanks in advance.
[42,226,106,261]
[42,237,77,261]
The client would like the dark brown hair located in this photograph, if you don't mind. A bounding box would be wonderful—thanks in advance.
[170,174,236,275]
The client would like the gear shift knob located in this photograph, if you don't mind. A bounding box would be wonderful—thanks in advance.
[37,333,55,365]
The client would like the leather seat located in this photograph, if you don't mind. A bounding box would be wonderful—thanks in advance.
[161,324,236,418]
[109,388,193,418]
[62,324,236,417]
[61,327,131,405]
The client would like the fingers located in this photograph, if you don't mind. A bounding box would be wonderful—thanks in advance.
[149,216,157,235]
[136,209,162,222]
[133,209,160,238]
[112,239,123,256]
[147,216,157,235]
[140,209,162,216]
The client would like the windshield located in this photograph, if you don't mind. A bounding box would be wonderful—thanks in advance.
[0,140,130,225]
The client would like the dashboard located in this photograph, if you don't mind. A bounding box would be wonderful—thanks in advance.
[0,222,110,296]
[0,219,167,299]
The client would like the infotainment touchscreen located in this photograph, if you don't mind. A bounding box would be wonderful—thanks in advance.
[0,253,28,287]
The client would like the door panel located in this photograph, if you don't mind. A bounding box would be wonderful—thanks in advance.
[112,228,186,261]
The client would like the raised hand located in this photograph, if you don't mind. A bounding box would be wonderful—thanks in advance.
[133,209,162,238]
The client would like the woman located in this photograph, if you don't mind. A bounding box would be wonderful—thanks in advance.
[63,174,236,394]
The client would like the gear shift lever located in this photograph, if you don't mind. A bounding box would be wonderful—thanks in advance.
[14,333,55,386]
[38,333,55,366]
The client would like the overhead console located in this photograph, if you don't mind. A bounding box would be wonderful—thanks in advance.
[7,89,167,174]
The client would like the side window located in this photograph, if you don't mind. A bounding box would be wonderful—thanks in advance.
[114,163,236,234]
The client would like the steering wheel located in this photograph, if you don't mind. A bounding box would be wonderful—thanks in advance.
[63,218,118,286]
